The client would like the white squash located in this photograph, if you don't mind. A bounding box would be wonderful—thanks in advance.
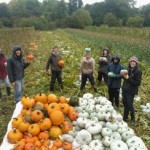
[117,126,128,134]
[90,112,98,118]
[90,116,99,122]
[85,104,95,113]
[61,134,74,143]
[80,145,90,150]
[75,129,92,145]
[92,134,102,140]
[97,111,106,121]
[115,113,123,122]
[105,113,116,122]
[110,132,122,141]
[102,136,112,147]
[72,139,81,150]
[83,93,93,99]
[85,122,102,135]
[126,136,148,149]
[110,140,128,150]
[105,122,118,131]
[88,98,95,105]
[101,127,113,137]
[89,140,104,150]
[78,111,89,118]
[76,117,88,128]
[122,130,134,142]
[104,105,114,112]
[68,129,77,137]
[95,105,106,112]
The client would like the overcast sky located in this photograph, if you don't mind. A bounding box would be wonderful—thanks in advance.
[0,0,150,7]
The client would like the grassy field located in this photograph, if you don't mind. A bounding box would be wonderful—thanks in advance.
[0,27,150,149]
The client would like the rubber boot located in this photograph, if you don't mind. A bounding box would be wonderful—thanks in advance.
[129,112,135,126]
[6,87,11,96]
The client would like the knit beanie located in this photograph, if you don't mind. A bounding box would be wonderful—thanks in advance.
[129,56,138,64]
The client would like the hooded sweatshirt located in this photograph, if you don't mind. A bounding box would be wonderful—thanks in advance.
[7,45,30,83]
[0,53,7,79]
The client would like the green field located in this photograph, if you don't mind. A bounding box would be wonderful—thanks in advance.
[0,27,150,149]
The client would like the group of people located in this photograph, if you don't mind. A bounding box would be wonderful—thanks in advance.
[0,45,142,126]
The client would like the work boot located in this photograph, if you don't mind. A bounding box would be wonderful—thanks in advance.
[129,120,135,126]
[6,87,11,96]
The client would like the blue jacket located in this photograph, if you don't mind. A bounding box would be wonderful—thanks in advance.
[107,56,124,88]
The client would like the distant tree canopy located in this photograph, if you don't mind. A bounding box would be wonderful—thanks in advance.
[0,0,150,29]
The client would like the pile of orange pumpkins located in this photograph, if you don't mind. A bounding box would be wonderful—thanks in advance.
[7,93,78,150]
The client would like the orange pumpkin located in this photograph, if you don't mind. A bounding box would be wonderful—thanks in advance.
[53,139,63,148]
[59,103,70,115]
[61,121,73,134]
[49,126,62,139]
[27,54,34,61]
[31,110,44,123]
[12,117,23,128]
[34,93,47,104]
[68,106,78,121]
[50,145,58,150]
[7,128,23,144]
[41,139,51,146]
[58,60,64,67]
[39,118,52,131]
[38,132,49,140]
[18,121,30,132]
[24,143,35,150]
[14,139,26,150]
[50,111,64,126]
[34,140,42,148]
[40,145,50,150]
[28,124,40,136]
[25,136,35,143]
[23,97,35,109]
[59,96,68,103]
[47,94,58,103]
[47,103,60,116]
[63,142,72,150]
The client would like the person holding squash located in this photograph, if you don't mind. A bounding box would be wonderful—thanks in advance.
[7,45,30,103]
[80,48,97,92]
[107,55,124,108]
[46,46,64,92]
[122,56,142,126]
[97,47,111,84]
[0,48,11,100]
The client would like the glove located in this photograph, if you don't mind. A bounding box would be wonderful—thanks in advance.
[108,72,116,78]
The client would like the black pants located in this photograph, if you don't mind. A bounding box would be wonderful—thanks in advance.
[80,73,95,90]
[50,70,63,91]
[122,92,135,121]
[98,71,108,83]
[108,87,120,107]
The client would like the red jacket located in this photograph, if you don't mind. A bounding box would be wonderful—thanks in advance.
[0,54,7,79]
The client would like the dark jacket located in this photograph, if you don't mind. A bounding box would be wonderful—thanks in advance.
[98,54,111,73]
[107,56,124,88]
[0,54,7,79]
[7,45,30,83]
[46,52,62,72]
[122,65,142,95]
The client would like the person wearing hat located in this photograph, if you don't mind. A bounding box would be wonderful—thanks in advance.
[7,45,30,103]
[46,46,64,92]
[0,48,11,100]
[121,56,142,126]
[98,48,111,84]
[107,55,124,108]
[80,48,97,92]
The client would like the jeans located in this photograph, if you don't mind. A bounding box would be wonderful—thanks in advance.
[0,75,10,88]
[14,79,24,103]
[98,72,108,84]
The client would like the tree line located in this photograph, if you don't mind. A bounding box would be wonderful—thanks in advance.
[0,0,150,30]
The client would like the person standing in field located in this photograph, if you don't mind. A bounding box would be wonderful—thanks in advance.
[107,55,124,108]
[7,45,30,103]
[98,48,111,84]
[46,46,64,92]
[80,48,97,92]
[122,56,142,126]
[0,48,11,100]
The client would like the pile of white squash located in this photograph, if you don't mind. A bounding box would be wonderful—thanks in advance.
[62,93,148,150]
